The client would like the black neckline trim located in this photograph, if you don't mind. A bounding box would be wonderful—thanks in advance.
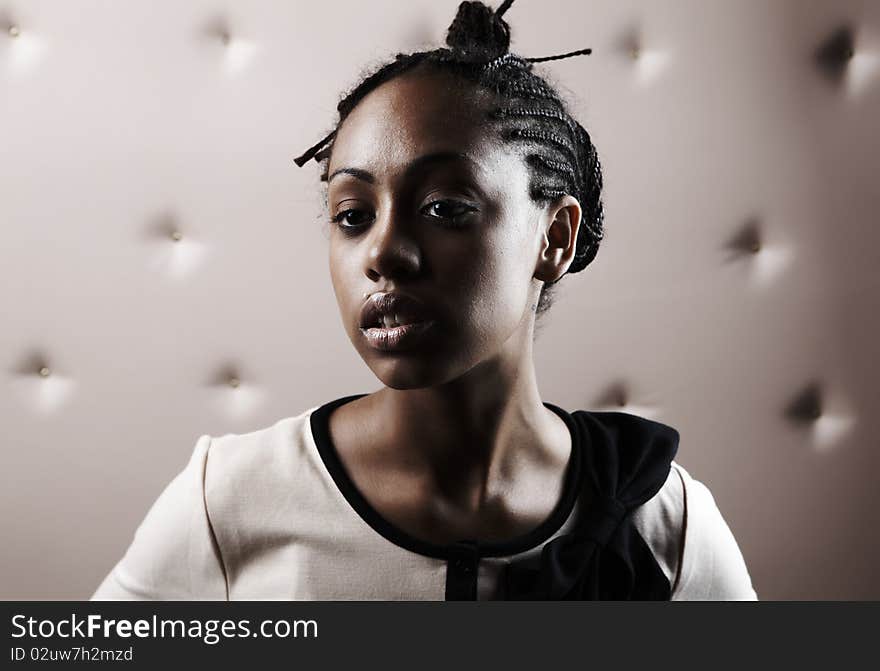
[308,393,584,560]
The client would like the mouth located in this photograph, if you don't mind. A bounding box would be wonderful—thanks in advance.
[359,319,437,351]
[359,292,434,329]
[358,292,438,351]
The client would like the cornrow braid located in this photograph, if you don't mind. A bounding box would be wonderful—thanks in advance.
[524,46,593,63]
[481,52,531,73]
[498,81,562,103]
[531,187,567,201]
[294,0,605,318]
[503,127,580,169]
[526,153,579,185]
[488,105,579,136]
[292,129,336,168]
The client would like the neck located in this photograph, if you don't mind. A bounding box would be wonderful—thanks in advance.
[367,320,570,513]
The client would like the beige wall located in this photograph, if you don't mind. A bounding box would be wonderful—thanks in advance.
[1,0,878,599]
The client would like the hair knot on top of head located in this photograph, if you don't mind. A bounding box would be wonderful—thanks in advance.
[445,0,513,60]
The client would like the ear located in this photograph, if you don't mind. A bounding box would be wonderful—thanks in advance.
[534,194,583,283]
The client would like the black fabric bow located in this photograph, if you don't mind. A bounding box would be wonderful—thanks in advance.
[498,410,680,600]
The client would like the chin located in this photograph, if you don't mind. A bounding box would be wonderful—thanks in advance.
[366,357,448,390]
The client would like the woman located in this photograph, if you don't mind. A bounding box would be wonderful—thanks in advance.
[92,0,756,600]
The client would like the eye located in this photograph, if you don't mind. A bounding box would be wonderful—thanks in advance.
[330,208,374,231]
[421,199,478,225]
[330,199,478,235]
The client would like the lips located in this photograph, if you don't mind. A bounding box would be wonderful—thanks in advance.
[359,292,435,330]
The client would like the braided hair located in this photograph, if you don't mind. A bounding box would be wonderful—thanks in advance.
[294,0,604,320]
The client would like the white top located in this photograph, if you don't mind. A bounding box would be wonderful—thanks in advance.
[91,402,758,601]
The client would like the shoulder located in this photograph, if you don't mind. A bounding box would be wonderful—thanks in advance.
[91,406,319,600]
[671,463,758,600]
[197,406,324,544]
[91,434,225,600]
[629,460,685,589]
[575,410,680,471]
[204,406,317,501]
[632,461,758,600]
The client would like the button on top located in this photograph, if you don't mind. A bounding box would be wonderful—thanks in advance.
[446,542,480,600]
[448,540,479,575]
[451,556,475,574]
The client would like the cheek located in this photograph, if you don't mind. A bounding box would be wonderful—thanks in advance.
[328,241,358,323]
[448,230,534,339]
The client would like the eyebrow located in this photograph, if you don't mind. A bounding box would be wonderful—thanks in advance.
[326,151,480,185]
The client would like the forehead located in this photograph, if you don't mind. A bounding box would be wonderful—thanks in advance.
[328,68,516,183]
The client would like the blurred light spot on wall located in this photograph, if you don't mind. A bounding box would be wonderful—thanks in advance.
[11,372,77,414]
[749,244,794,289]
[811,412,856,453]
[143,216,208,280]
[223,37,259,76]
[634,47,670,85]
[209,381,266,419]
[146,235,207,279]
[846,49,880,99]
[4,28,47,77]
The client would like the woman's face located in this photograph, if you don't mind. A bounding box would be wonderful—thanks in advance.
[325,67,557,389]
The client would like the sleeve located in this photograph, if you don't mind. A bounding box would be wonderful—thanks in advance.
[670,463,758,601]
[90,435,229,600]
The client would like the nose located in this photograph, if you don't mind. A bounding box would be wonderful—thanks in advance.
[364,205,422,282]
